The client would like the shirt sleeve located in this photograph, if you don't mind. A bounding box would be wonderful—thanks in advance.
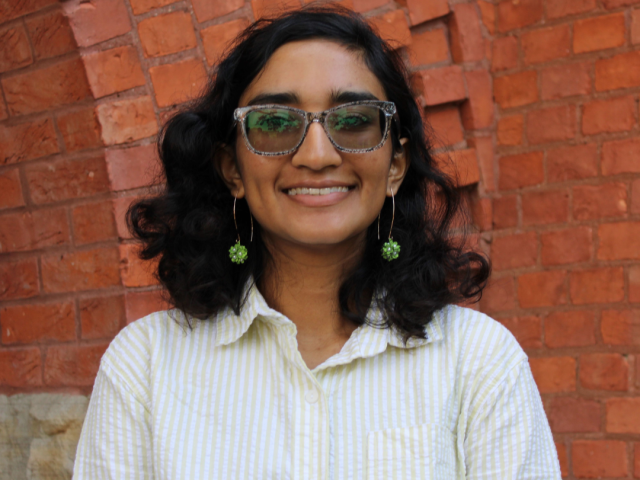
[463,359,562,480]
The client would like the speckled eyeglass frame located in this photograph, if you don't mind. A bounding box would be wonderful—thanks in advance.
[233,100,399,156]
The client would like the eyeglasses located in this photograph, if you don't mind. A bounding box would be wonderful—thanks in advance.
[233,100,398,156]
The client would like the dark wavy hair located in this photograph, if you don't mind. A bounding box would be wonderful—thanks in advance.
[128,5,491,340]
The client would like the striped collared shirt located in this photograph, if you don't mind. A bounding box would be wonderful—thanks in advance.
[74,283,561,479]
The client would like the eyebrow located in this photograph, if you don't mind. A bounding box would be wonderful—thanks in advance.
[245,90,380,107]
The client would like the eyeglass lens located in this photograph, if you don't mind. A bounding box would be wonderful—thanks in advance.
[244,105,386,154]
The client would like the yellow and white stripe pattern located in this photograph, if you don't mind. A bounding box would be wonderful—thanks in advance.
[74,284,561,479]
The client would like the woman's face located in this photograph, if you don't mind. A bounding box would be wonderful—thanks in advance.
[222,39,408,251]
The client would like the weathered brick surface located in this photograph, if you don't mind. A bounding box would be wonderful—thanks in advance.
[407,28,449,66]
[41,247,121,293]
[0,118,59,165]
[72,201,118,245]
[0,168,24,209]
[201,18,250,66]
[138,11,198,58]
[540,62,591,100]
[149,58,208,108]
[369,10,412,49]
[521,25,570,65]
[0,209,70,253]
[545,310,595,348]
[529,356,576,393]
[1,302,75,345]
[82,46,146,98]
[56,107,102,152]
[414,66,467,106]
[546,396,600,432]
[26,8,76,61]
[96,96,158,145]
[44,343,109,386]
[0,24,33,73]
[572,440,628,477]
[80,295,125,339]
[62,0,131,47]
[0,259,39,300]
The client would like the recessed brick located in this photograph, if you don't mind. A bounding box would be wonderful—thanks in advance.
[522,189,569,225]
[601,309,640,345]
[138,11,197,58]
[57,107,102,153]
[596,50,640,92]
[415,66,466,107]
[479,275,516,313]
[408,29,449,66]
[541,62,591,100]
[62,0,131,47]
[369,10,412,50]
[424,106,464,147]
[491,35,518,72]
[44,343,109,387]
[72,201,117,245]
[25,8,76,60]
[96,96,158,146]
[572,440,628,477]
[580,353,628,391]
[0,348,42,387]
[547,0,596,19]
[574,183,628,220]
[570,267,624,305]
[119,243,158,287]
[130,0,178,15]
[529,356,576,393]
[606,398,640,433]
[598,222,640,261]
[496,315,542,348]
[545,310,595,348]
[498,151,544,190]
[25,156,110,204]
[540,227,592,266]
[518,270,567,308]
[574,13,626,54]
[201,18,249,66]
[191,0,244,22]
[582,95,636,135]
[526,105,576,145]
[492,195,518,229]
[546,396,601,432]
[0,118,59,165]
[0,24,33,73]
[1,302,75,345]
[0,259,39,300]
[404,0,449,25]
[41,247,121,293]
[2,58,91,116]
[493,70,538,109]
[449,3,484,63]
[497,0,543,32]
[0,208,70,253]
[521,24,570,65]
[491,232,537,271]
[0,169,24,209]
[149,58,208,108]
[547,144,598,183]
[602,138,640,176]
[461,70,494,130]
[82,46,146,98]
[80,295,125,340]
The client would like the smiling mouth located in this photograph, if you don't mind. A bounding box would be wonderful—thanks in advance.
[285,186,352,196]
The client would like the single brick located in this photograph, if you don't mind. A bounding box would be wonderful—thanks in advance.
[498,151,544,190]
[572,440,627,477]
[424,106,464,147]
[0,259,39,300]
[435,149,479,187]
[0,169,24,209]
[493,70,538,109]
[606,398,640,433]
[541,62,591,100]
[0,348,42,387]
[498,0,543,32]
[574,183,628,220]
[82,45,146,98]
[72,201,117,245]
[546,397,601,432]
[404,0,449,25]
[125,290,169,323]
[0,209,70,253]
[57,107,102,152]
[602,138,640,175]
[492,195,518,229]
[407,29,449,66]
[596,50,640,91]
[479,275,517,313]
[598,222,640,261]
[540,227,592,266]
[369,10,412,50]
[1,302,75,344]
[521,24,570,65]
[106,144,160,192]
[491,36,518,72]
[518,270,568,308]
[449,3,484,63]
[545,310,595,348]
[574,13,626,54]
[496,316,542,348]
[497,114,523,146]
[582,95,636,135]
[25,156,110,204]
[0,24,33,73]
[461,70,494,130]
[491,232,537,271]
[526,105,576,145]
[548,144,598,182]
[2,58,91,116]
[80,295,126,340]
[41,247,121,293]
[62,0,131,47]
[0,118,59,165]
[580,353,628,390]
[138,11,197,58]
[44,343,109,387]
[522,189,569,225]
[149,58,208,108]
[201,18,249,66]
[601,309,640,345]
[119,243,158,287]
[25,8,76,60]
[547,0,596,19]
[415,66,466,106]
[570,267,624,305]
[529,356,576,393]
[96,96,158,146]
[471,197,492,231]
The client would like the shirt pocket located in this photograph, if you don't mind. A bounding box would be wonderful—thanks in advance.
[366,423,457,480]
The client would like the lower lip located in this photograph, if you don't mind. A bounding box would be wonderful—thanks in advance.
[283,189,352,207]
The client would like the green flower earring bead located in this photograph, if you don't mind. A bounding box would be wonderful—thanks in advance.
[229,241,248,264]
[382,239,400,261]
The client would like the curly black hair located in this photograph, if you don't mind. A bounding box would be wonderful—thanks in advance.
[128,5,491,340]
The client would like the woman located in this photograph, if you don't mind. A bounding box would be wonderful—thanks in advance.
[73,6,561,479]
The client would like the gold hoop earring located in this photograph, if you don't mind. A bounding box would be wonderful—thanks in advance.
[381,190,400,261]
[229,195,250,264]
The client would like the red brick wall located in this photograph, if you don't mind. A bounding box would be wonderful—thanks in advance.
[0,0,639,477]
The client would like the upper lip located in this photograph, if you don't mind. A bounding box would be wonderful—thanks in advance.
[281,181,354,190]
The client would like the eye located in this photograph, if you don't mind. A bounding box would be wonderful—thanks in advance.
[249,111,302,133]
[329,111,373,131]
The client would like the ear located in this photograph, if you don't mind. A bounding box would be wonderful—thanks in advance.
[387,137,410,196]
[214,144,245,198]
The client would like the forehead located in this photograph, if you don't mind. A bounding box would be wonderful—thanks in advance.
[238,39,387,106]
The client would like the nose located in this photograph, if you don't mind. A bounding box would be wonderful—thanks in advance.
[291,121,342,170]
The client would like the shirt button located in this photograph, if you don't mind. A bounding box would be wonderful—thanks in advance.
[305,389,319,404]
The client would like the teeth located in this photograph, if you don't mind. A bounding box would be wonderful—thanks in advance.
[287,186,350,196]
